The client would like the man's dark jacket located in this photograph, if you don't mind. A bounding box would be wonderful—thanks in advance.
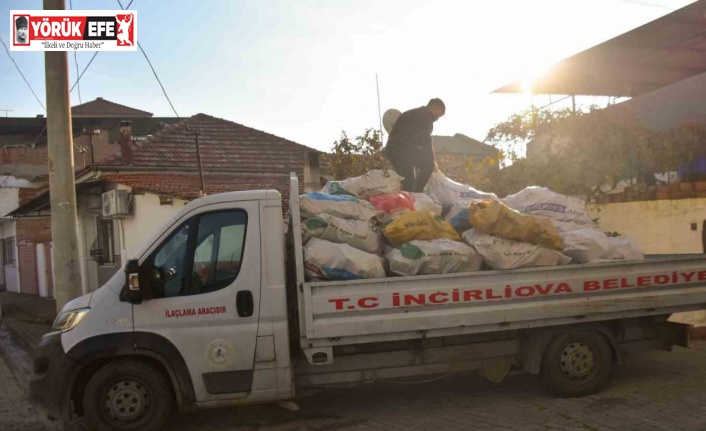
[385,106,435,160]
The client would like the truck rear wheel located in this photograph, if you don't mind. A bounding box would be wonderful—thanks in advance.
[540,331,614,397]
[83,360,173,431]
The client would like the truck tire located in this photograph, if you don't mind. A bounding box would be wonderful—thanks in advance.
[83,360,173,431]
[540,331,614,397]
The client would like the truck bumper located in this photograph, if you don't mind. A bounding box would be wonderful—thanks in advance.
[30,331,76,423]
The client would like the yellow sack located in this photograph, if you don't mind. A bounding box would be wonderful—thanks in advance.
[384,211,461,246]
[468,200,563,250]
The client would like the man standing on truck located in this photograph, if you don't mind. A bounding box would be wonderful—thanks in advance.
[383,98,445,192]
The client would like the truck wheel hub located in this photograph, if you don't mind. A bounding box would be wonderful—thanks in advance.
[105,380,150,423]
[559,342,595,380]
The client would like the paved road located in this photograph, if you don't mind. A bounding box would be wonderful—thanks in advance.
[3,326,706,431]
[0,327,56,431]
[170,343,706,431]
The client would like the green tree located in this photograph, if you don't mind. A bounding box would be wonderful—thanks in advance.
[322,129,388,180]
[484,105,705,197]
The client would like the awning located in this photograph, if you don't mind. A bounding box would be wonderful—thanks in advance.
[6,179,103,218]
[493,1,706,97]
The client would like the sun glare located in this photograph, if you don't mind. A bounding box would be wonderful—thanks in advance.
[521,66,550,95]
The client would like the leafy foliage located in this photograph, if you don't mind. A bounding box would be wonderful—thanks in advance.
[485,105,706,197]
[321,129,388,180]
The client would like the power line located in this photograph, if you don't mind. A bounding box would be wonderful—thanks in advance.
[0,125,48,188]
[67,0,134,94]
[116,0,181,119]
[618,0,675,10]
[0,35,47,112]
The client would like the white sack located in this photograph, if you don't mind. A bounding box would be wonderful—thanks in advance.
[559,228,612,263]
[560,227,643,263]
[423,171,498,208]
[463,229,572,270]
[605,236,644,261]
[386,239,483,276]
[503,187,592,225]
[411,193,443,216]
[304,238,386,281]
[551,219,595,234]
[300,192,381,221]
[323,169,403,199]
[302,213,382,254]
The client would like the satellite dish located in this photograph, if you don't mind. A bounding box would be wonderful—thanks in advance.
[382,109,401,133]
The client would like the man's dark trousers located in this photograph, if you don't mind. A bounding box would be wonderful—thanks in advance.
[385,143,434,193]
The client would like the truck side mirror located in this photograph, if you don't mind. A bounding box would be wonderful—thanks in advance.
[124,259,143,304]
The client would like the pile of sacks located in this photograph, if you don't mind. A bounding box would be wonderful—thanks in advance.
[299,169,642,281]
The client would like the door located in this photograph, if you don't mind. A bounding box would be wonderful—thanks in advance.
[132,201,261,402]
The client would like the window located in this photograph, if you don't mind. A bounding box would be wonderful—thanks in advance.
[2,237,15,265]
[186,211,247,296]
[90,218,115,265]
[151,222,191,298]
[147,210,247,298]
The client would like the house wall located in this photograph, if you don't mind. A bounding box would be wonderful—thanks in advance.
[0,187,20,216]
[76,191,187,291]
[588,198,706,254]
[1,188,20,292]
[74,131,121,166]
[0,221,19,293]
[16,217,52,295]
[121,193,188,261]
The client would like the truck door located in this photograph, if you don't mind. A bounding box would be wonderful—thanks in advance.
[132,201,261,402]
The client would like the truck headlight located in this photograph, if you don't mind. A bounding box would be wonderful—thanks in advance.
[52,308,90,332]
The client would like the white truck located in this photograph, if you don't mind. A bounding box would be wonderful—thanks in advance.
[31,174,706,431]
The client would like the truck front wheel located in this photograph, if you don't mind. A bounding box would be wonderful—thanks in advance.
[540,331,614,397]
[83,360,173,431]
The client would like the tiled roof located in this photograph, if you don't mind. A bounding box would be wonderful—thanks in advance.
[433,134,496,156]
[102,113,319,173]
[101,172,299,213]
[72,97,153,118]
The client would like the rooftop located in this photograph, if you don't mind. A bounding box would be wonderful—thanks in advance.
[99,113,320,173]
[71,97,153,118]
[433,134,496,157]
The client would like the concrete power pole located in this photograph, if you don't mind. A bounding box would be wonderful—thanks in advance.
[44,0,83,312]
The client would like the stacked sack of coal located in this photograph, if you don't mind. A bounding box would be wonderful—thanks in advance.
[300,170,401,281]
[422,171,572,270]
[376,176,482,276]
[502,187,643,263]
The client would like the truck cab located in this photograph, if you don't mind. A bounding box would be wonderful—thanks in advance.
[31,189,293,431]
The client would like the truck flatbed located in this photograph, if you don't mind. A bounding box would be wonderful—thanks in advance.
[290,175,706,348]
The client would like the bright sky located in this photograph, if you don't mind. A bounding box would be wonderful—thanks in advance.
[0,0,695,152]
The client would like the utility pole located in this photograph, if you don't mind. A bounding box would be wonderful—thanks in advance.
[45,0,83,312]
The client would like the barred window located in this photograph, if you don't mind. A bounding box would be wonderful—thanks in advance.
[2,237,15,265]
[90,218,115,265]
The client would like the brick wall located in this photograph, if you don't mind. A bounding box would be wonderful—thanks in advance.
[1,129,121,168]
[75,132,121,165]
[18,188,44,206]
[16,218,52,244]
[1,145,48,166]
[16,218,52,296]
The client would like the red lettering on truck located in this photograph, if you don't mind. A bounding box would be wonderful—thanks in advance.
[328,298,350,310]
[358,297,379,309]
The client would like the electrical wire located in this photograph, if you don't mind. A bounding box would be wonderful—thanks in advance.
[0,126,48,188]
[0,35,46,112]
[619,0,675,10]
[67,0,134,94]
[0,32,48,187]
[116,0,181,120]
